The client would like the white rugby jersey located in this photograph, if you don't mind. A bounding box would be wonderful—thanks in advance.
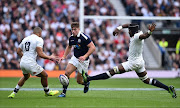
[128,31,144,61]
[19,34,43,61]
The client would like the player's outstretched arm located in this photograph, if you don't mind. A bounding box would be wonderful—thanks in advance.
[63,45,72,58]
[36,47,60,63]
[113,24,130,36]
[139,23,156,40]
[36,47,51,59]
[17,48,23,58]
[61,45,72,59]
[36,47,59,63]
[58,45,72,64]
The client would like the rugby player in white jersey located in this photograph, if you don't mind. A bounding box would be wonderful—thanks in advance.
[82,23,177,98]
[8,27,59,98]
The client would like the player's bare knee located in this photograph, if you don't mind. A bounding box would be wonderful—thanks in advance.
[24,76,29,80]
[143,78,150,84]
[25,76,29,80]
[139,74,149,84]
[42,72,48,78]
[24,74,30,80]
[45,73,48,78]
[111,66,120,75]
[43,72,48,77]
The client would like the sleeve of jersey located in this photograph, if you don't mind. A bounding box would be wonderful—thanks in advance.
[37,38,44,48]
[84,36,92,46]
[134,31,143,40]
[18,42,23,49]
[134,34,140,40]
[68,37,72,46]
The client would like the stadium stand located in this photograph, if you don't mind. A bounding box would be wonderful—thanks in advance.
[121,0,180,27]
[0,0,118,70]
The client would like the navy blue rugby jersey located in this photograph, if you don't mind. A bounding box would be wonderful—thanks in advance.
[69,31,92,60]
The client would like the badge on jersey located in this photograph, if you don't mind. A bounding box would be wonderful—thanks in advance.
[78,39,81,43]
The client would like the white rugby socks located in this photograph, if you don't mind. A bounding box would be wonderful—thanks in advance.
[13,84,21,94]
[44,86,50,94]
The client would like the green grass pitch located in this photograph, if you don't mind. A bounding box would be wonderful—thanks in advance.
[0,77,180,108]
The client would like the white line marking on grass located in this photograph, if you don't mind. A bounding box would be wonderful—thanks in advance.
[0,88,180,91]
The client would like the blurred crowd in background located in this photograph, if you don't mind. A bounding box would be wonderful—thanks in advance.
[123,0,180,17]
[122,0,180,27]
[0,0,179,71]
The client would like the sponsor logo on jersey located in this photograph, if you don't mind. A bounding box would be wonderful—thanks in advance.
[73,44,81,49]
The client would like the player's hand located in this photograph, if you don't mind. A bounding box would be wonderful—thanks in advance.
[49,54,60,64]
[113,29,120,36]
[58,56,65,64]
[78,56,86,63]
[148,23,156,32]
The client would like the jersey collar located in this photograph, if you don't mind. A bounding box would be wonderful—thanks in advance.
[32,34,39,37]
[77,31,81,37]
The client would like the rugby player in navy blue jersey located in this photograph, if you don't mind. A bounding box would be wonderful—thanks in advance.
[58,22,96,97]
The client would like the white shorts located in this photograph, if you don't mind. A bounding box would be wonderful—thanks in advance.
[122,59,145,73]
[20,60,44,76]
[69,56,90,74]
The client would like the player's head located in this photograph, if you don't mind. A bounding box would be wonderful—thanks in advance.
[128,24,139,37]
[33,27,42,37]
[71,22,80,36]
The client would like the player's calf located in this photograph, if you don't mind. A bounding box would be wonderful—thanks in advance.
[148,78,169,91]
[139,75,169,92]
[140,76,176,98]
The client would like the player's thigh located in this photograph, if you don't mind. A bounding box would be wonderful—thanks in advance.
[77,60,89,74]
[30,62,44,76]
[21,60,44,76]
[21,67,29,75]
[135,66,146,74]
[20,61,30,75]
[121,61,133,72]
[135,60,146,73]
[65,63,77,77]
